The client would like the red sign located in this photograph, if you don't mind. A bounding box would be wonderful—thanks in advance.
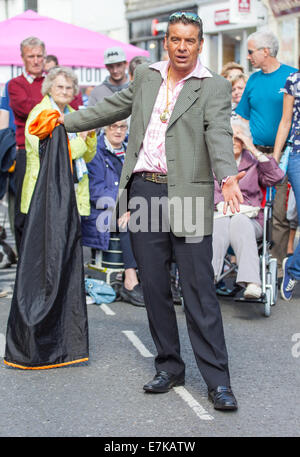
[152,19,159,36]
[239,0,250,13]
[151,18,168,36]
[215,9,230,25]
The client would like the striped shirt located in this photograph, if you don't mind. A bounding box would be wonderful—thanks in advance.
[133,58,212,174]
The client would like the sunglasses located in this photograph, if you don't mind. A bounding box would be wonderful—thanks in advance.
[168,11,201,24]
[247,47,263,55]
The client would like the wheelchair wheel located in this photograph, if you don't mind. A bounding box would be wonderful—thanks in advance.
[264,288,272,317]
[268,258,278,305]
[110,279,123,301]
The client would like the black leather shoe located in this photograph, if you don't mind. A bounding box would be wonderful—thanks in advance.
[143,371,185,393]
[208,386,238,411]
[120,283,145,307]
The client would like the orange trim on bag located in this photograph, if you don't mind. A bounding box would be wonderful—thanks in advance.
[28,109,73,173]
[8,160,16,173]
[3,357,88,370]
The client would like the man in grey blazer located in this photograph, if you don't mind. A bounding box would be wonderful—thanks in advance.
[59,12,244,411]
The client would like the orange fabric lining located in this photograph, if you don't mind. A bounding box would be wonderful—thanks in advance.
[28,109,73,172]
[4,357,88,370]
[8,161,16,173]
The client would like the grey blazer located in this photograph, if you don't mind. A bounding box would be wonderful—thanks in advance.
[64,64,238,237]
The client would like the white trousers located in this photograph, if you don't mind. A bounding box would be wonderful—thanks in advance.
[212,214,263,285]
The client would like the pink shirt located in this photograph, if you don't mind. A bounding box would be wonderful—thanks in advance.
[133,59,212,174]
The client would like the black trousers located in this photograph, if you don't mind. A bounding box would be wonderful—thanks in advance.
[14,148,27,254]
[129,174,230,390]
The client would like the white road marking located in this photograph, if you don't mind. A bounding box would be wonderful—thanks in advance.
[122,330,214,421]
[0,333,5,357]
[174,386,214,421]
[122,330,154,358]
[100,303,116,315]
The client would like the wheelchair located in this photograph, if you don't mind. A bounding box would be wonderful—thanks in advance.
[216,188,278,317]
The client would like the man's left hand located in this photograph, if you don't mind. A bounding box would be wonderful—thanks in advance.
[221,171,246,215]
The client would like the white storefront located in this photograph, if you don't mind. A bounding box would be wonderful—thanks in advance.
[265,0,300,69]
[199,0,268,73]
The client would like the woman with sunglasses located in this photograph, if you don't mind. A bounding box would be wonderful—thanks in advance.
[274,70,300,301]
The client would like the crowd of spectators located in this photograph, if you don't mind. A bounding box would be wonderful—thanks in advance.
[1,28,300,304]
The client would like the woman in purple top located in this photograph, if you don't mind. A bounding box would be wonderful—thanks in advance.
[274,71,300,300]
[213,119,284,299]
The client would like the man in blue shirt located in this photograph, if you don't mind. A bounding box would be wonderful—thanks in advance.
[236,30,297,279]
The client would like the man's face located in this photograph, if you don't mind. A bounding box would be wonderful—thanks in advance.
[22,45,45,77]
[105,61,127,83]
[164,22,203,76]
[44,60,56,73]
[247,40,265,69]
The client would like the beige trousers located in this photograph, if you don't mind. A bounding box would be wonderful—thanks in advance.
[212,214,263,286]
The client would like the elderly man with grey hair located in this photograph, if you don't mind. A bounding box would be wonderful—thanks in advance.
[235,29,297,281]
[8,36,46,253]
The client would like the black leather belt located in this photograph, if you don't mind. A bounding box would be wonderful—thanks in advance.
[254,145,274,154]
[140,172,168,184]
[254,143,288,154]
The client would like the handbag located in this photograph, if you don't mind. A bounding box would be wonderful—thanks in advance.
[215,202,260,219]
[279,143,291,174]
[85,278,116,304]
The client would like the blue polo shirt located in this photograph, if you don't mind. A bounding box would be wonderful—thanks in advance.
[235,63,297,146]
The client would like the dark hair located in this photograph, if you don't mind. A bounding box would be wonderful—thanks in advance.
[45,55,59,65]
[166,11,203,43]
[129,55,151,77]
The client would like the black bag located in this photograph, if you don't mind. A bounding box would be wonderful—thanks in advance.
[4,124,88,369]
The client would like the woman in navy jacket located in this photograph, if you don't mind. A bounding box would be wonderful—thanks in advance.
[81,120,144,306]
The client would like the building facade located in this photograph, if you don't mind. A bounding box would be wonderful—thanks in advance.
[264,0,300,69]
[0,0,128,42]
[125,0,268,73]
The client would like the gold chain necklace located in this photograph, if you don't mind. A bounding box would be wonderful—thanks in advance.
[160,66,171,123]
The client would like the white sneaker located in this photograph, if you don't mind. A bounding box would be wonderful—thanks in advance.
[243,283,262,299]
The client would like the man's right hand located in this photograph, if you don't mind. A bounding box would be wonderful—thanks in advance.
[221,171,246,215]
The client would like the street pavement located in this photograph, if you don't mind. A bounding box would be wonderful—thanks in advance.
[0,201,300,438]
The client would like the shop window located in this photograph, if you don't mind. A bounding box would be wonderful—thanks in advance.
[223,32,241,66]
[148,41,159,62]
[209,34,219,73]
[24,0,37,11]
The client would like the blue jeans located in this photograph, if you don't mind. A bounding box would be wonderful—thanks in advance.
[286,151,300,280]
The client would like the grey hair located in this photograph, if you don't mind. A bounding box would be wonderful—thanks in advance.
[42,66,79,96]
[129,56,151,78]
[21,36,46,55]
[103,119,128,131]
[247,30,279,57]
[231,117,252,140]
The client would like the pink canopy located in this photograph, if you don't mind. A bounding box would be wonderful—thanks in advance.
[0,10,149,67]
